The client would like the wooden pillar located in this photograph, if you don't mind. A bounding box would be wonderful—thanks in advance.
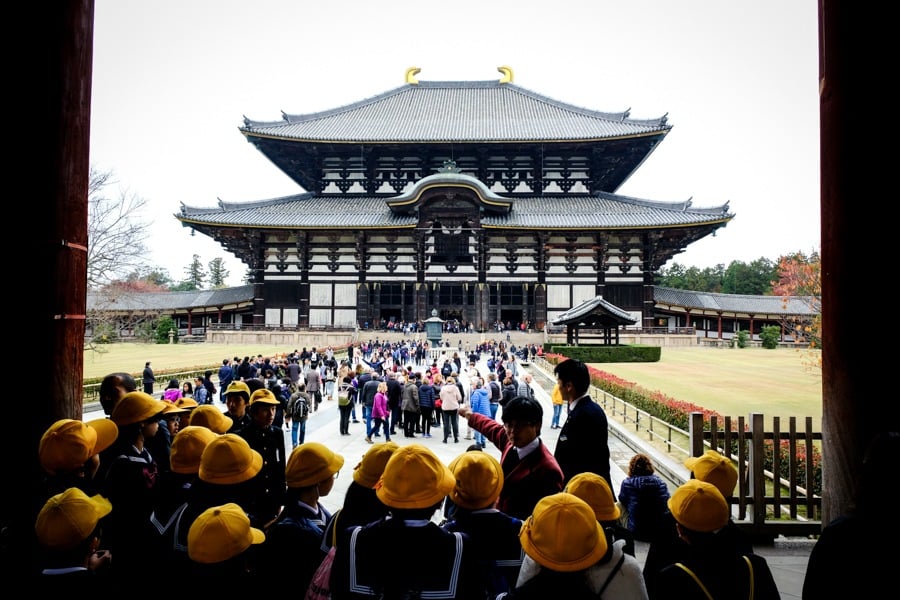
[22,0,94,578]
[819,0,899,523]
[32,2,93,427]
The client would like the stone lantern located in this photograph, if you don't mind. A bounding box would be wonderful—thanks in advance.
[423,309,444,349]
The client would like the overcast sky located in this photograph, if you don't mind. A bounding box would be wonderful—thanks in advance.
[90,0,820,288]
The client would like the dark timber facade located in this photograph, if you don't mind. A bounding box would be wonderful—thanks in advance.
[177,68,734,331]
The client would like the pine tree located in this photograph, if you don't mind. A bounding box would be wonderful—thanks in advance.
[184,254,206,290]
[208,257,229,288]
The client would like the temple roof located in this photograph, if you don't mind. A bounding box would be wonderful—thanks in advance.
[177,188,732,230]
[551,295,638,327]
[653,286,819,317]
[240,79,671,143]
[86,285,818,320]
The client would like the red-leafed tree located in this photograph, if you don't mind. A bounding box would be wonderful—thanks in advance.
[772,250,822,368]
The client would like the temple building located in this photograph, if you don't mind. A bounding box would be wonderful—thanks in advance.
[177,67,733,331]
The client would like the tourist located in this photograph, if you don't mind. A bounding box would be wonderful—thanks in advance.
[549,382,564,429]
[98,372,137,417]
[618,453,671,542]
[467,377,492,449]
[370,381,392,443]
[142,361,156,395]
[438,375,463,443]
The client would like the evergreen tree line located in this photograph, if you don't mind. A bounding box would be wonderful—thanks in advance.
[655,257,779,295]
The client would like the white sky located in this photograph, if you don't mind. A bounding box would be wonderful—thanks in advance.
[90,0,820,288]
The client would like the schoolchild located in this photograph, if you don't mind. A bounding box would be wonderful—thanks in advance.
[187,502,266,582]
[257,442,344,593]
[441,451,524,597]
[330,444,481,599]
[652,480,779,599]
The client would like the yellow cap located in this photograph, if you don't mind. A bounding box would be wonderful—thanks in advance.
[519,493,606,572]
[187,503,265,563]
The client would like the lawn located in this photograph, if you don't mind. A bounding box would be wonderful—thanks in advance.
[82,342,292,380]
[587,346,823,428]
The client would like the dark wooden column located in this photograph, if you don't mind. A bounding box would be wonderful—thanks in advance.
[33,2,93,425]
[21,0,94,578]
[819,0,898,523]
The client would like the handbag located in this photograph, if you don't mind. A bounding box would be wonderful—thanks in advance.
[305,546,336,600]
[305,513,340,600]
[435,398,442,409]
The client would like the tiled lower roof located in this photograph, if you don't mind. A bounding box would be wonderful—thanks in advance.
[178,192,732,230]
[86,285,816,319]
[653,286,818,317]
[552,296,638,326]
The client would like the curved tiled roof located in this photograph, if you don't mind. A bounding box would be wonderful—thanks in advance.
[87,285,816,321]
[87,285,254,312]
[552,296,638,326]
[240,79,671,143]
[653,286,818,317]
[178,190,731,230]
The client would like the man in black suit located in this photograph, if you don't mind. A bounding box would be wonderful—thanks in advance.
[552,358,614,496]
[142,361,156,395]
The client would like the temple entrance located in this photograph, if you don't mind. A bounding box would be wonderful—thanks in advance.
[440,309,463,322]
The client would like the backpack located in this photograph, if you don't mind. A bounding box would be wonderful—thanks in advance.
[290,393,310,420]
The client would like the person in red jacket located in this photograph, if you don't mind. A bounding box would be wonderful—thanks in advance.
[459,395,563,520]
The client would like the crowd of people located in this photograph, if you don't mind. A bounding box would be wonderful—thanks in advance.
[27,341,879,597]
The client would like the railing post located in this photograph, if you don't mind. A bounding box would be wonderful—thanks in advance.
[749,412,766,525]
[689,412,705,457]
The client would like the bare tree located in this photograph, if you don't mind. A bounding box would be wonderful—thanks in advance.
[87,166,153,287]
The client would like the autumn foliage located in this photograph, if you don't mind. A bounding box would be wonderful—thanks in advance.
[772,250,822,367]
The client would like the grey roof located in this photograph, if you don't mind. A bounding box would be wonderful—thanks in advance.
[552,296,638,326]
[178,188,731,230]
[87,285,254,312]
[87,285,820,319]
[653,286,819,317]
[240,79,671,143]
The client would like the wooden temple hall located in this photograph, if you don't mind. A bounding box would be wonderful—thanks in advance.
[178,67,733,331]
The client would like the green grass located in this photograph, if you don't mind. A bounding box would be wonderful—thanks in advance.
[83,342,293,380]
[586,346,822,428]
